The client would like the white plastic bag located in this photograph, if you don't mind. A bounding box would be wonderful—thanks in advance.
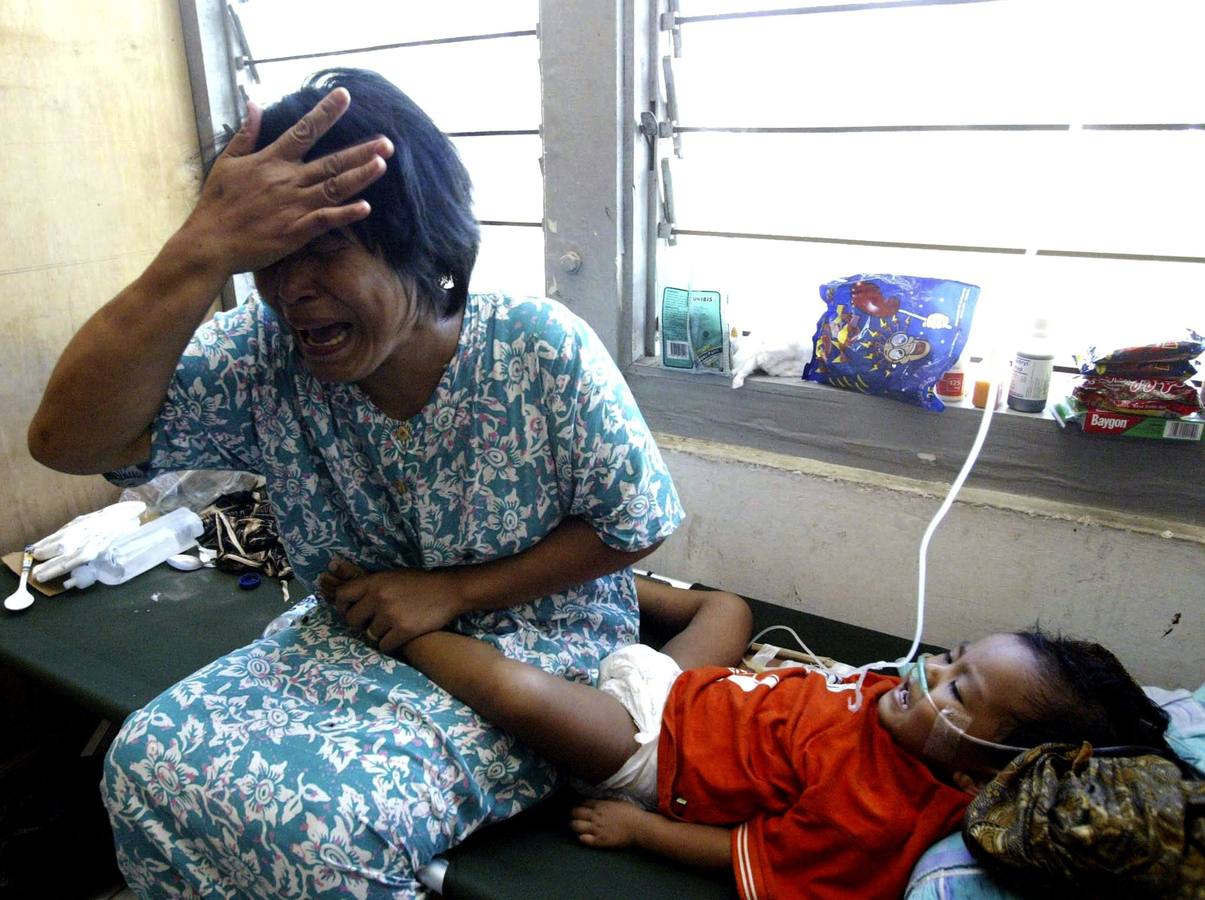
[119,470,259,514]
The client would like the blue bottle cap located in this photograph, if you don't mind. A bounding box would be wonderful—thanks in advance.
[238,573,262,590]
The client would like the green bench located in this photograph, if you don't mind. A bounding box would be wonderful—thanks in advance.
[0,566,940,898]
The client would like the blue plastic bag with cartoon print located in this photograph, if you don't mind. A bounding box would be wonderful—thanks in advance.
[803,274,980,411]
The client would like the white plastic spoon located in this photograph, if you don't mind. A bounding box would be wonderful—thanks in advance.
[166,553,203,571]
[4,546,35,612]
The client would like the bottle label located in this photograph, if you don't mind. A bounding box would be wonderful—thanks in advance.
[1009,356,1052,402]
[935,370,965,398]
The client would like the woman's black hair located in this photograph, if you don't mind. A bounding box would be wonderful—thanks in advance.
[254,68,479,318]
[1001,628,1170,753]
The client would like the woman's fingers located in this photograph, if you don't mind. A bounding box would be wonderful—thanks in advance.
[328,556,368,580]
[300,136,393,186]
[308,153,387,208]
[333,577,368,618]
[272,87,351,161]
[294,201,373,244]
[281,149,385,244]
[378,625,404,654]
[320,557,359,600]
[222,101,262,159]
[342,594,373,629]
[316,571,342,601]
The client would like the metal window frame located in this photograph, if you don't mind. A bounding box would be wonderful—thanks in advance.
[179,1,242,151]
[178,0,1203,524]
[179,0,245,309]
[538,0,652,367]
[627,0,1202,523]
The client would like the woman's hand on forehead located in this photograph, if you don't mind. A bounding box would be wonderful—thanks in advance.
[177,88,394,278]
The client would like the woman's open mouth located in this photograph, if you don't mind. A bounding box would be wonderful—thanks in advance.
[896,680,912,711]
[298,323,352,356]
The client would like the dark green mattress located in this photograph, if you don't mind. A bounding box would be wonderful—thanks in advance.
[0,567,940,898]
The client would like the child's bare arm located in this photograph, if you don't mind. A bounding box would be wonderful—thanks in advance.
[571,799,732,871]
[636,576,752,670]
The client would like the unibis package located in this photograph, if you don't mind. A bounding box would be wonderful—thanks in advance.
[660,287,731,373]
[803,274,980,411]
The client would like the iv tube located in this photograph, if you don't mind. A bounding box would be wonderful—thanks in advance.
[750,378,1002,710]
[879,378,1002,694]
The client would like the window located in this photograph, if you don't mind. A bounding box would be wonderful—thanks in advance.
[182,0,1202,521]
[227,0,544,299]
[650,0,1204,365]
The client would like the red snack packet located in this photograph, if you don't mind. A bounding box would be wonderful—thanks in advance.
[1073,377,1203,418]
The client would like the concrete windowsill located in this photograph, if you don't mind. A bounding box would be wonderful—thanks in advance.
[626,358,1203,524]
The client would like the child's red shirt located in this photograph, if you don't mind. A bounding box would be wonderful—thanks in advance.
[656,667,970,900]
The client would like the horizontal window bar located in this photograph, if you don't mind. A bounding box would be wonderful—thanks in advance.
[1082,123,1205,132]
[448,129,540,138]
[1035,249,1205,265]
[673,228,1025,254]
[675,124,1204,135]
[249,29,537,66]
[678,0,1001,26]
[478,220,543,228]
[673,228,1205,264]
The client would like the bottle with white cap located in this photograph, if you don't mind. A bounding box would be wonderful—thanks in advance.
[1007,317,1055,413]
[935,355,967,402]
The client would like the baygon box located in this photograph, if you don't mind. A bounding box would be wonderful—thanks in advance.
[1053,397,1204,442]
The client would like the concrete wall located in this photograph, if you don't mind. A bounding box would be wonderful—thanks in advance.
[0,1,199,552]
[646,436,1205,690]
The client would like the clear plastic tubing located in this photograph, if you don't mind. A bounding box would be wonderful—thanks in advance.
[63,508,204,589]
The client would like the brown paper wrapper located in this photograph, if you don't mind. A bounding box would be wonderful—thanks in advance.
[3,550,67,596]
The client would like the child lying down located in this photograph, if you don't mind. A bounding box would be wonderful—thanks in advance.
[392,577,1168,899]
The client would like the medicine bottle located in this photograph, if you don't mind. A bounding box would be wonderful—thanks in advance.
[935,356,966,402]
[971,378,999,409]
[1007,318,1054,413]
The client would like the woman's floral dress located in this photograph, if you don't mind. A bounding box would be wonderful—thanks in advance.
[101,292,683,898]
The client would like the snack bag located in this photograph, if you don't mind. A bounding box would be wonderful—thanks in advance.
[1073,358,1198,380]
[660,287,731,373]
[1075,333,1204,379]
[1072,377,1202,418]
[803,274,980,411]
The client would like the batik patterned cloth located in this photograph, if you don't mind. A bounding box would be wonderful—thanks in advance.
[101,292,683,898]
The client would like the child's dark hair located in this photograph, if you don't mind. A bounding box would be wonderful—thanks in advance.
[1002,628,1169,753]
[251,68,479,318]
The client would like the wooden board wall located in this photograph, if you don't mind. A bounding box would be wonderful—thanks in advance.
[0,1,200,551]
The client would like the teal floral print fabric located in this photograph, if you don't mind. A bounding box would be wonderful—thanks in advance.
[101,292,683,897]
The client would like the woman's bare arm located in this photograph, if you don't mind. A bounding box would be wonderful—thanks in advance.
[28,238,229,473]
[324,517,663,652]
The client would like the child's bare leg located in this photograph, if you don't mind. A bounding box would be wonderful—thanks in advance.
[402,632,638,784]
